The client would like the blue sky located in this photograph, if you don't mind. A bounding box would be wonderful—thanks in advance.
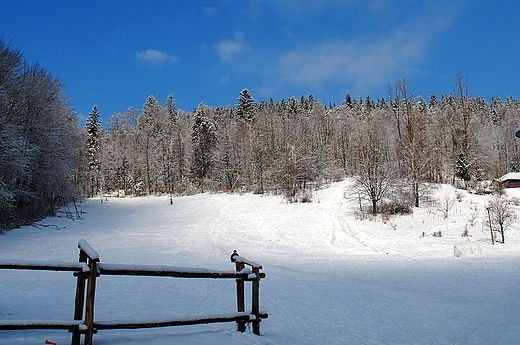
[2,0,520,124]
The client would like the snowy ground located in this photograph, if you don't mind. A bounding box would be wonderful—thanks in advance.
[1,180,520,345]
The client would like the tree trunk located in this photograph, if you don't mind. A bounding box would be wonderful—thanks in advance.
[414,181,419,208]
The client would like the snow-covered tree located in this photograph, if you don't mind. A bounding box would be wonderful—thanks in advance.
[85,105,102,197]
[0,40,81,229]
[165,94,184,194]
[235,89,260,189]
[455,152,471,187]
[89,72,520,208]
[191,104,217,191]
[104,107,139,195]
[235,88,256,122]
[212,106,242,192]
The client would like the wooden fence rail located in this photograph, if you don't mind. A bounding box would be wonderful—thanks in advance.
[0,240,267,345]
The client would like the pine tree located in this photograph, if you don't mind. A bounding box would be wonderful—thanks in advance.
[235,88,255,121]
[455,152,471,186]
[235,89,260,190]
[191,104,217,191]
[164,94,178,194]
[85,105,102,197]
[166,94,177,123]
[115,156,129,191]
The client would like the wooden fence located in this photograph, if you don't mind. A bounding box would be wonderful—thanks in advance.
[0,239,267,345]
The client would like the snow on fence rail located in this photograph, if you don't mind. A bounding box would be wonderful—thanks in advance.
[0,239,267,345]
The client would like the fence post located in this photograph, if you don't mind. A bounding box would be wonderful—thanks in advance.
[84,255,99,345]
[71,249,88,345]
[251,266,261,335]
[233,254,246,333]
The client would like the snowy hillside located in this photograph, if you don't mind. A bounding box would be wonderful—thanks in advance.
[1,180,520,345]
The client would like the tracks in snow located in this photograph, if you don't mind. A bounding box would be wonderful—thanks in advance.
[329,188,383,254]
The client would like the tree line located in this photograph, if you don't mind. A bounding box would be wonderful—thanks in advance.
[2,39,520,230]
[0,41,81,230]
[88,77,520,213]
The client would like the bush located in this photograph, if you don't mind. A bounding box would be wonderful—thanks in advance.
[381,201,412,215]
[461,225,471,237]
[286,190,313,203]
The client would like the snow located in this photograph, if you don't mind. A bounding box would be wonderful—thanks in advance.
[232,255,262,269]
[0,260,89,272]
[1,180,520,344]
[0,320,84,328]
[78,239,100,260]
[499,172,520,181]
[96,263,255,279]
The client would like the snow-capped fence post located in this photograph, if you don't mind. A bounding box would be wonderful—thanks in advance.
[251,266,261,335]
[71,248,88,345]
[233,257,246,332]
[77,239,101,345]
[231,253,265,336]
[84,254,99,345]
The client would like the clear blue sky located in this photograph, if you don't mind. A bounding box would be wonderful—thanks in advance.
[2,0,519,124]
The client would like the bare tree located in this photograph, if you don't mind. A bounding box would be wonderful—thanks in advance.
[355,113,396,215]
[486,195,516,243]
[104,107,139,195]
[389,79,432,207]
[213,106,242,192]
[438,193,455,219]
[454,72,471,156]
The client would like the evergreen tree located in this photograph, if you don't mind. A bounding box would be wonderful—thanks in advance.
[235,89,261,190]
[85,105,102,197]
[235,88,256,121]
[191,104,217,191]
[164,94,178,195]
[455,152,471,186]
[166,94,177,123]
[114,156,129,191]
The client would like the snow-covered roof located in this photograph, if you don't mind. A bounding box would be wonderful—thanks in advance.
[499,172,520,182]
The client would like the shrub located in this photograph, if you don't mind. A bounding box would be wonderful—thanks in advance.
[461,224,471,237]
[286,190,313,203]
[381,201,412,215]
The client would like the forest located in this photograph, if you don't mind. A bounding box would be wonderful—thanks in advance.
[0,41,82,230]
[2,41,520,230]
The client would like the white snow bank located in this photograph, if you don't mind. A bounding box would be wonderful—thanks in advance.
[453,243,483,257]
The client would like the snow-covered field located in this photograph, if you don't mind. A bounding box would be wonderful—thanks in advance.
[1,180,520,345]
